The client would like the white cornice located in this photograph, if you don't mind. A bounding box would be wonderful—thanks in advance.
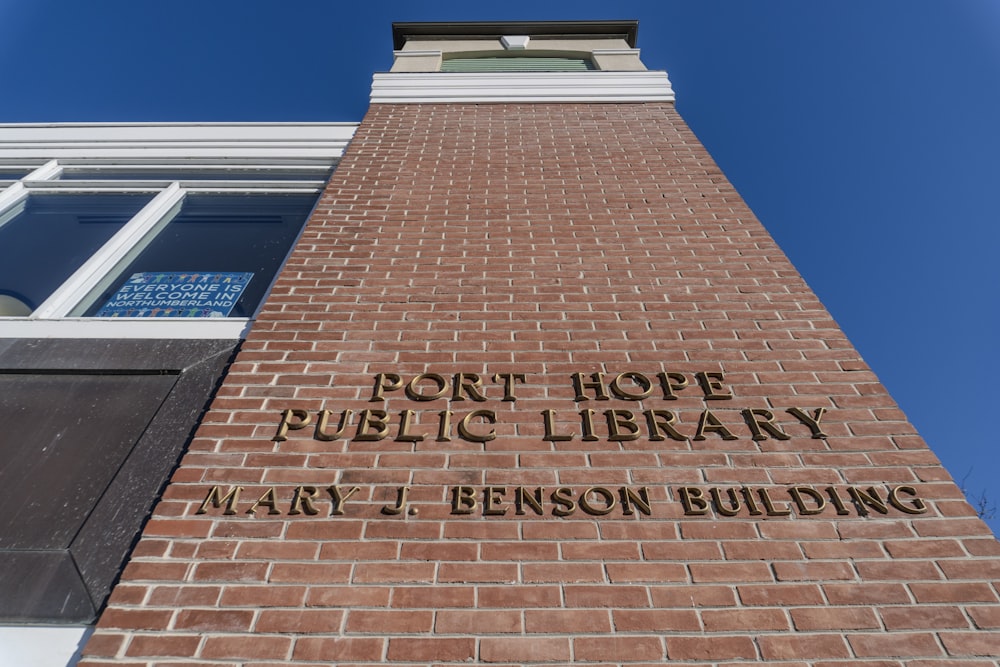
[371,71,674,104]
[0,123,359,163]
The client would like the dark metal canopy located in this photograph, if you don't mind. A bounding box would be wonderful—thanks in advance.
[392,20,639,50]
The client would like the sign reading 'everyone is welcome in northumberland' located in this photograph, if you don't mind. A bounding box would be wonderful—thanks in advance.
[96,271,252,317]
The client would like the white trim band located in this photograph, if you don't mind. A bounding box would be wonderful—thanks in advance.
[592,48,642,57]
[371,71,674,104]
[393,50,443,58]
[0,123,358,162]
[0,318,249,340]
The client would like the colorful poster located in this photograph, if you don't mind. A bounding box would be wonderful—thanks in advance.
[96,272,253,317]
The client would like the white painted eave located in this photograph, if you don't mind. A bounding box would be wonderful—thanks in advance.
[371,71,674,104]
[0,122,359,162]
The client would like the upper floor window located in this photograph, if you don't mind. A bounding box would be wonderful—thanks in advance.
[0,122,356,337]
[441,56,595,72]
[74,192,316,318]
[0,160,328,336]
[0,192,153,316]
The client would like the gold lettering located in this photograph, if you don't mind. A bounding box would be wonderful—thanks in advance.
[326,485,361,516]
[825,486,852,515]
[405,373,448,401]
[693,410,739,441]
[848,486,889,515]
[452,373,487,402]
[355,409,389,441]
[248,487,280,515]
[551,487,577,516]
[695,371,733,400]
[381,486,411,515]
[741,486,763,515]
[579,487,616,515]
[888,485,927,514]
[371,373,402,401]
[609,372,654,400]
[436,410,453,442]
[315,409,352,441]
[493,372,525,402]
[788,486,826,515]
[572,372,609,401]
[656,371,688,399]
[515,487,545,515]
[787,407,828,438]
[542,409,574,441]
[741,408,791,441]
[483,487,507,515]
[451,486,477,514]
[288,486,320,516]
[606,409,640,441]
[619,486,652,516]
[457,410,496,443]
[644,409,687,441]
[395,409,425,442]
[758,488,792,516]
[273,408,310,442]
[679,487,709,515]
[196,485,243,515]
[580,408,599,441]
[709,487,742,516]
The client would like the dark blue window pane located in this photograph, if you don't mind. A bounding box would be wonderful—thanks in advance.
[82,193,316,318]
[0,193,152,314]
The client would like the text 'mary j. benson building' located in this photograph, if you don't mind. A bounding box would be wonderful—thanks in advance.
[0,20,997,667]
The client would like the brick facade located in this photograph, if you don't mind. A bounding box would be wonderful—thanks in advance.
[81,102,1000,664]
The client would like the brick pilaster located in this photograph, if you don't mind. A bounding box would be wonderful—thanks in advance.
[81,102,1000,665]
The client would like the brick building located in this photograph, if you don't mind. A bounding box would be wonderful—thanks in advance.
[1,21,998,666]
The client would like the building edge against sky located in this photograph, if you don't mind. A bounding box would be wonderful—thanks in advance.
[0,20,997,667]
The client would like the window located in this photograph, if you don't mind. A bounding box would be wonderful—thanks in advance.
[0,193,153,315]
[0,158,330,336]
[441,56,595,72]
[75,193,317,318]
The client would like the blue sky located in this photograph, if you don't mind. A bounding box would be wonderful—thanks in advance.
[2,1,998,533]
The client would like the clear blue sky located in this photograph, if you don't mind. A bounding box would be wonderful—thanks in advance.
[2,1,998,533]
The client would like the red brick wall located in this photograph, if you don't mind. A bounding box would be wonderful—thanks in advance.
[82,102,1000,665]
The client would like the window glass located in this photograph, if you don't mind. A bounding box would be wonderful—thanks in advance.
[0,193,153,315]
[441,57,595,72]
[78,193,316,318]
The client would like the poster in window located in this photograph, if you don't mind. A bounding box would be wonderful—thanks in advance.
[96,272,253,317]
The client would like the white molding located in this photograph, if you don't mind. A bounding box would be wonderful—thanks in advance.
[0,626,92,667]
[501,35,530,50]
[0,161,60,218]
[24,159,63,180]
[0,317,249,339]
[371,71,674,103]
[592,48,641,57]
[0,181,28,221]
[393,50,442,58]
[0,123,358,162]
[22,181,323,193]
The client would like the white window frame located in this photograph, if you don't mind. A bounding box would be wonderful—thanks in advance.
[0,172,324,338]
[0,123,357,339]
